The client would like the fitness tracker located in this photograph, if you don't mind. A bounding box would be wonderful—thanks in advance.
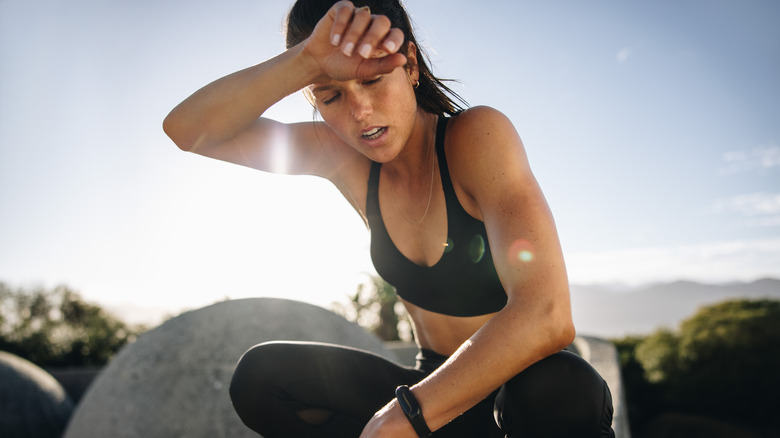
[395,385,432,437]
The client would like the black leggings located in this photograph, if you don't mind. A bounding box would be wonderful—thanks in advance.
[229,341,615,438]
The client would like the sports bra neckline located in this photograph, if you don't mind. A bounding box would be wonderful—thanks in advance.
[368,116,478,270]
[366,115,507,316]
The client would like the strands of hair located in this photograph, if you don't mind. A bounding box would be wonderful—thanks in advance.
[285,0,467,116]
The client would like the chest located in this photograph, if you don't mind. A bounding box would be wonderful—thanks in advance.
[376,178,448,267]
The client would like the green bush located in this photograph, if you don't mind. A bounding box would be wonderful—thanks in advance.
[0,282,147,367]
[615,299,780,435]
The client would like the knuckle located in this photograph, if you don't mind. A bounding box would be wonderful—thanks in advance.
[374,15,391,28]
[333,2,354,17]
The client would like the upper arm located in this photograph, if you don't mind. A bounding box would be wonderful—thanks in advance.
[448,107,571,315]
[185,117,360,180]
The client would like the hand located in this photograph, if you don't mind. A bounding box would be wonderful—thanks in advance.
[303,1,407,83]
[359,399,418,438]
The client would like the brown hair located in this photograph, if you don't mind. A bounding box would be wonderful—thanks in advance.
[285,0,467,116]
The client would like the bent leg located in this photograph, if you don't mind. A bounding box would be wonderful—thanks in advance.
[494,350,615,438]
[229,341,421,438]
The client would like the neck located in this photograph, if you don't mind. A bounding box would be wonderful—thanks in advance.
[384,110,438,184]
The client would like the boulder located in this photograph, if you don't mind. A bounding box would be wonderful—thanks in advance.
[63,298,396,438]
[0,351,74,438]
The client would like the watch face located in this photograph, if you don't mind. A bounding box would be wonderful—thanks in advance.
[396,385,430,436]
[396,386,421,417]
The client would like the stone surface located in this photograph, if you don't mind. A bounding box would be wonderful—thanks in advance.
[573,336,631,438]
[47,366,102,403]
[63,298,397,438]
[0,351,74,438]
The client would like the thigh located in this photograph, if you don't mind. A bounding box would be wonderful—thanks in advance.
[230,341,424,437]
[494,350,615,438]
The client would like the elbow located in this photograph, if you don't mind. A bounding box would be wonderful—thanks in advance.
[534,300,576,354]
[549,301,576,352]
[556,317,576,351]
[536,317,575,357]
[504,297,576,355]
[162,110,195,152]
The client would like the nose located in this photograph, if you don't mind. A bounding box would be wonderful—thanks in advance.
[349,92,372,121]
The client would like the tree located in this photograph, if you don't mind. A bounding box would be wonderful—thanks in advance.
[332,275,412,342]
[672,299,779,423]
[0,282,147,367]
[626,299,780,431]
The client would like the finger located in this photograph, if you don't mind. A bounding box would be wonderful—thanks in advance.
[329,1,355,46]
[355,14,393,59]
[361,28,404,60]
[357,53,408,78]
[380,28,405,54]
[340,6,372,57]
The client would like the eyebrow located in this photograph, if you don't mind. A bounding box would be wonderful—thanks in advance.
[311,84,335,94]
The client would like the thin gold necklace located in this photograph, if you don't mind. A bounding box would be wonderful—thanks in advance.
[392,139,436,224]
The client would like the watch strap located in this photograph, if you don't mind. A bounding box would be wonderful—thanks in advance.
[395,385,432,437]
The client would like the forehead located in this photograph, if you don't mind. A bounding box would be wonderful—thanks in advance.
[309,80,342,94]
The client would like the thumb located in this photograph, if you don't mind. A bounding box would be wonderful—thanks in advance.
[358,53,408,78]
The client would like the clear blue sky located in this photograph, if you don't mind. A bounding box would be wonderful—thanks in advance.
[1,0,778,323]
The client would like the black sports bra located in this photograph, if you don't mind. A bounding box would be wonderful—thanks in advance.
[366,116,507,317]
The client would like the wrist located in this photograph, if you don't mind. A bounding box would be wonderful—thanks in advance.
[292,40,328,86]
[395,386,432,437]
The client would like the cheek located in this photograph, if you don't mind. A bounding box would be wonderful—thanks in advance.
[316,104,344,128]
[316,110,355,144]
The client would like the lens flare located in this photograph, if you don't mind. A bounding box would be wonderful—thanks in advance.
[443,238,454,254]
[268,123,290,174]
[468,235,486,264]
[508,239,535,266]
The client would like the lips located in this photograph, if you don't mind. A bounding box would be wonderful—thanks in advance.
[361,126,387,140]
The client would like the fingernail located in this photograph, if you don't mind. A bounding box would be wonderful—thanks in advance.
[359,44,372,58]
[331,34,341,46]
[384,40,396,52]
[343,42,354,56]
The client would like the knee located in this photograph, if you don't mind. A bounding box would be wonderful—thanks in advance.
[495,351,614,438]
[229,342,289,419]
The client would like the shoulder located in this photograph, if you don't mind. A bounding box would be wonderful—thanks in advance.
[447,106,521,151]
[444,106,532,203]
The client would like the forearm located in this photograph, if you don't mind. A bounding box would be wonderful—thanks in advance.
[412,300,574,432]
[163,42,318,153]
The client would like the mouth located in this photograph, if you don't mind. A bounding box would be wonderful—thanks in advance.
[361,126,387,140]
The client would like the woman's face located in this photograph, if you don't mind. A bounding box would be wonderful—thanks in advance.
[310,50,420,163]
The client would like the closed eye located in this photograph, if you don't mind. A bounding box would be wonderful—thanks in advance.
[363,76,384,86]
[318,76,382,105]
[322,93,341,105]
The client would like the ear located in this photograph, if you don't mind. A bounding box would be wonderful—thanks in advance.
[405,41,420,84]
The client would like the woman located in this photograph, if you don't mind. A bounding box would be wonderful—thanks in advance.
[164,1,615,437]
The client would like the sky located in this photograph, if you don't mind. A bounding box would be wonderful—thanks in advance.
[1,0,779,325]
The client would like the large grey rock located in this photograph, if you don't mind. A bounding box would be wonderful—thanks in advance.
[0,351,74,438]
[63,298,397,438]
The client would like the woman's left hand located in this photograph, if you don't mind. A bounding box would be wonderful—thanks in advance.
[359,401,417,438]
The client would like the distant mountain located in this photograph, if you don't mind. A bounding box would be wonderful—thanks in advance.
[571,278,780,339]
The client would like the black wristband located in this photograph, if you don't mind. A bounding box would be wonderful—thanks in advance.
[395,385,432,437]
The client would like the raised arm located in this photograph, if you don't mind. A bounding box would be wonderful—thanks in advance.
[162,1,407,177]
[163,44,326,174]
